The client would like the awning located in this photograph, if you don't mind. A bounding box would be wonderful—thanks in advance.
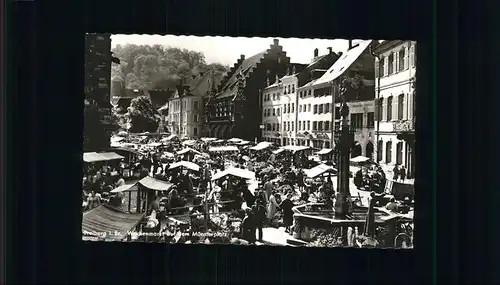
[227,138,242,143]
[82,205,145,241]
[138,176,173,191]
[281,145,311,152]
[200,137,217,142]
[182,140,197,146]
[350,156,370,163]
[169,161,200,172]
[316,148,333,155]
[110,183,139,193]
[98,152,125,161]
[211,167,256,181]
[272,148,285,154]
[208,146,239,152]
[305,164,337,178]
[250,142,272,151]
[177,147,201,155]
[83,152,105,163]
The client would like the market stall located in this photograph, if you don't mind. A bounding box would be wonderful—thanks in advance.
[208,146,239,152]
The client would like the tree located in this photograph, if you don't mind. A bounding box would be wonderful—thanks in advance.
[111,44,230,91]
[125,96,160,133]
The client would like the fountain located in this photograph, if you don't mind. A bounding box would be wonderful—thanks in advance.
[289,99,408,248]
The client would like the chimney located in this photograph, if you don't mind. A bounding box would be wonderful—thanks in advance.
[314,48,319,58]
[240,54,245,60]
[327,47,333,54]
[348,40,353,50]
[273,39,279,46]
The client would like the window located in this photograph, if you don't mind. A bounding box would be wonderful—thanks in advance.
[410,44,415,67]
[273,94,276,100]
[385,141,392,163]
[318,121,323,130]
[313,105,318,114]
[273,108,276,116]
[334,121,340,130]
[266,123,272,131]
[272,123,276,131]
[299,105,302,112]
[325,103,330,113]
[325,121,330,131]
[278,108,281,116]
[308,90,311,95]
[367,112,374,127]
[325,141,330,148]
[375,59,380,78]
[292,85,295,93]
[194,101,199,110]
[313,121,317,130]
[284,87,287,95]
[387,96,393,121]
[318,104,323,114]
[377,141,383,162]
[287,122,290,131]
[399,48,406,72]
[291,122,294,131]
[291,103,295,113]
[388,52,394,75]
[302,121,305,130]
[298,121,302,130]
[379,57,385,77]
[308,104,311,112]
[193,114,198,122]
[350,113,363,129]
[396,142,403,165]
[376,99,383,122]
[283,122,286,131]
[307,121,311,130]
[287,104,290,113]
[398,94,404,120]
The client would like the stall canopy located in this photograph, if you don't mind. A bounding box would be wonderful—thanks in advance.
[83,152,124,163]
[236,140,251,145]
[200,137,217,142]
[177,147,201,155]
[227,138,243,143]
[110,183,139,193]
[138,176,173,191]
[305,164,337,178]
[161,134,178,142]
[281,145,311,152]
[111,136,125,143]
[272,148,285,154]
[168,161,200,172]
[82,205,145,241]
[118,131,128,136]
[208,146,239,152]
[316,148,333,155]
[350,156,371,163]
[211,167,256,181]
[250,142,272,151]
[182,140,197,146]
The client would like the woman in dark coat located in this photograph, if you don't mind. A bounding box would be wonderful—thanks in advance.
[279,193,295,233]
[241,208,256,244]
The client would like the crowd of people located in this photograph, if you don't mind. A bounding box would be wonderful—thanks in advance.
[82,134,416,246]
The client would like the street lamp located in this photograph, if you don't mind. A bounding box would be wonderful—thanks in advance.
[259,124,265,143]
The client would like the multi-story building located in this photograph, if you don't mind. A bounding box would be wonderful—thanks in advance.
[372,40,416,178]
[299,40,377,152]
[84,33,120,151]
[203,39,295,141]
[262,47,340,146]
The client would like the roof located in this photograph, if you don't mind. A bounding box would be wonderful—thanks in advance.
[121,89,146,99]
[138,176,173,191]
[311,40,373,88]
[82,205,145,241]
[148,89,173,108]
[83,152,124,163]
[168,161,200,172]
[297,79,319,90]
[216,52,266,99]
[211,167,256,181]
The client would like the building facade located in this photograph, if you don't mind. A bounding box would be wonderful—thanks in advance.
[372,40,416,178]
[298,41,376,151]
[262,48,340,146]
[84,33,119,151]
[204,39,294,141]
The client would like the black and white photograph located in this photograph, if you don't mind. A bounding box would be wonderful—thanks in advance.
[82,34,415,248]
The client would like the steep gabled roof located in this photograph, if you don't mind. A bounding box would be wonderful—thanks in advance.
[312,40,373,88]
[215,52,266,99]
[149,89,174,108]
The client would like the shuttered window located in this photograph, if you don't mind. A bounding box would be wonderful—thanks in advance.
[387,96,393,121]
[398,94,404,120]
[410,45,415,67]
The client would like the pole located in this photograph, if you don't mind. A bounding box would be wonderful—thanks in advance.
[205,180,211,232]
[279,83,284,146]
[370,45,381,163]
[330,81,336,148]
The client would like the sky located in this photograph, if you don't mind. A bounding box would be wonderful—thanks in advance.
[111,34,357,66]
